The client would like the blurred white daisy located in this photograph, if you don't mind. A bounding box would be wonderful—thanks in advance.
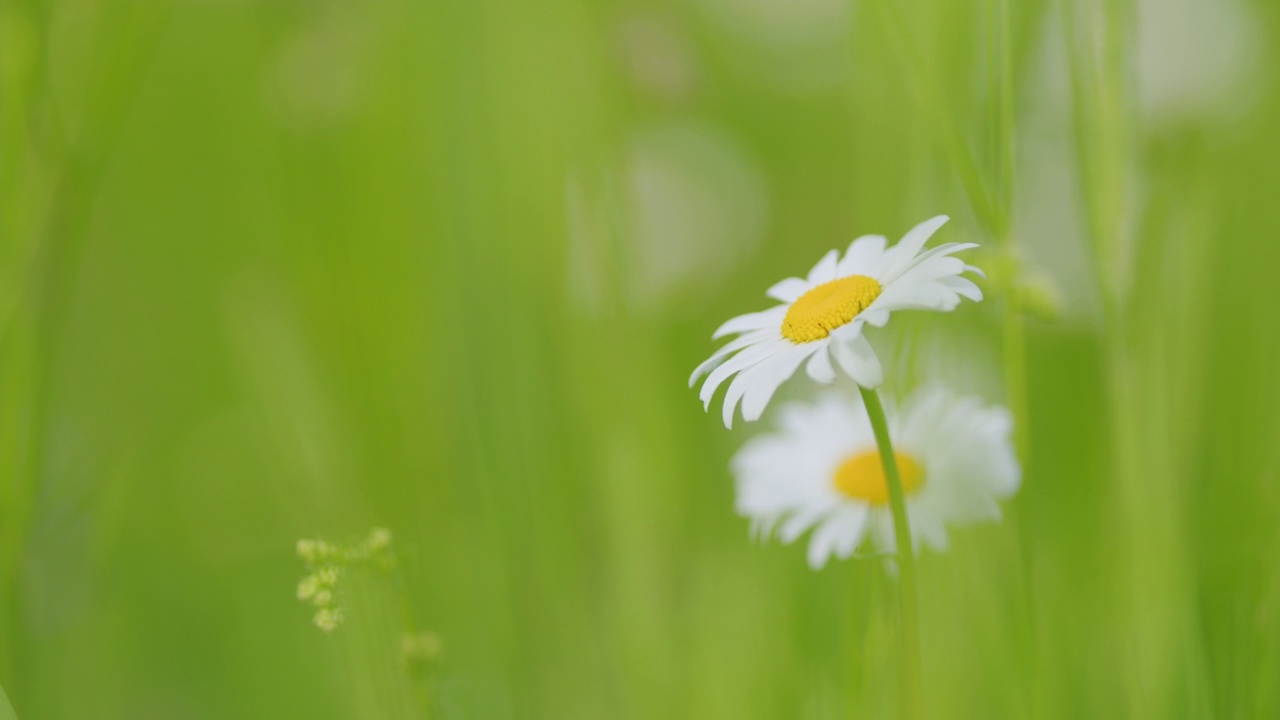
[690,215,982,427]
[733,387,1020,569]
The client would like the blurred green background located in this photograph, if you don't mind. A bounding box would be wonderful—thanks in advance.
[2,0,1279,717]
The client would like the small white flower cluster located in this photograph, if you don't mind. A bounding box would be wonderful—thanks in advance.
[295,528,396,633]
[296,564,343,631]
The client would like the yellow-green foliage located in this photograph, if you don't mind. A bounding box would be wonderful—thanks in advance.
[2,0,1278,717]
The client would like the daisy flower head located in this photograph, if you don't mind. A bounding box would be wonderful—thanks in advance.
[690,215,983,428]
[732,386,1020,569]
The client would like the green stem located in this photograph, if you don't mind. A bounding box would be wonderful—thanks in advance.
[875,0,1002,239]
[858,386,922,719]
[1002,288,1031,465]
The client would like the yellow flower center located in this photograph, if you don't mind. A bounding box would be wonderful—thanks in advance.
[832,450,925,505]
[781,275,882,343]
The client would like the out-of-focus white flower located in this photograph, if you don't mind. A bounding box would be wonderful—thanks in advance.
[698,0,852,94]
[264,4,373,133]
[1137,0,1261,123]
[733,388,1021,569]
[619,13,698,101]
[567,122,769,314]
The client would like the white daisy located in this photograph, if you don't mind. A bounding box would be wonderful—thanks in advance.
[732,387,1020,569]
[690,215,982,427]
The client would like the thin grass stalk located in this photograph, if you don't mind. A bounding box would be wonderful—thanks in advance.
[858,386,922,720]
[875,0,1002,238]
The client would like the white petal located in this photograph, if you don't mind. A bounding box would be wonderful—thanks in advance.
[713,306,786,340]
[806,250,840,285]
[894,385,949,447]
[912,506,949,551]
[831,335,883,388]
[832,506,870,559]
[699,340,787,407]
[870,513,899,554]
[891,254,969,287]
[860,309,890,327]
[870,255,973,312]
[721,359,772,428]
[872,282,959,313]
[779,505,828,543]
[803,515,844,566]
[895,241,978,275]
[938,275,983,302]
[839,235,887,275]
[766,277,810,302]
[689,329,774,387]
[878,215,950,282]
[804,344,836,384]
[896,214,950,258]
[739,345,814,426]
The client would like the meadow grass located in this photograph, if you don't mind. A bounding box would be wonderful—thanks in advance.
[2,0,1279,717]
